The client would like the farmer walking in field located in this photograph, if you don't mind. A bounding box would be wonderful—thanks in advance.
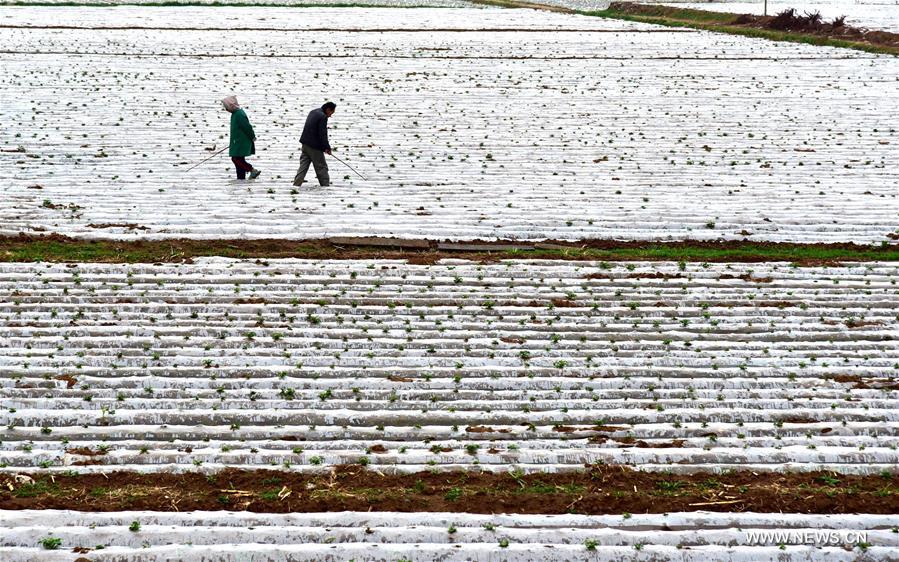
[293,101,336,187]
[222,95,261,180]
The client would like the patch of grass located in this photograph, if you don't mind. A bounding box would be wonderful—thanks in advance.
[518,481,585,494]
[526,243,899,264]
[259,489,280,501]
[696,478,722,491]
[13,479,59,498]
[816,474,841,487]
[655,480,686,494]
[88,486,110,498]
[4,239,123,262]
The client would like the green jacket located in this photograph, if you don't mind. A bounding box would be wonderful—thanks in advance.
[229,108,256,157]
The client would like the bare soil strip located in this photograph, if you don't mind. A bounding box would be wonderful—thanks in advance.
[3,465,896,514]
[2,234,897,264]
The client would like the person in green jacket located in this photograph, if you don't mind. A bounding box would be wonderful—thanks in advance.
[222,96,261,179]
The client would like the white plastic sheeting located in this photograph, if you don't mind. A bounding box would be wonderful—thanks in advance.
[0,510,895,561]
[1,258,896,474]
[3,7,898,243]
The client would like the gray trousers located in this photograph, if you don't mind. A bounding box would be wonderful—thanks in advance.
[294,144,329,186]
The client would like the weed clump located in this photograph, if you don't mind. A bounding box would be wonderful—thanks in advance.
[766,8,847,32]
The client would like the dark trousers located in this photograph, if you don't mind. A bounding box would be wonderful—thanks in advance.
[293,145,330,186]
[232,156,253,179]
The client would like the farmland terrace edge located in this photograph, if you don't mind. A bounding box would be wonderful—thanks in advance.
[471,0,899,56]
[2,465,898,514]
[3,234,899,264]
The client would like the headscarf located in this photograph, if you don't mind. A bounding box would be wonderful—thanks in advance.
[221,95,240,112]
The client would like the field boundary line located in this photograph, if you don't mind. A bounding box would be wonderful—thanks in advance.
[2,465,897,514]
[3,234,898,264]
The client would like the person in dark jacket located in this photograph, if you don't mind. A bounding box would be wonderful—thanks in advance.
[293,102,335,187]
[222,95,260,180]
